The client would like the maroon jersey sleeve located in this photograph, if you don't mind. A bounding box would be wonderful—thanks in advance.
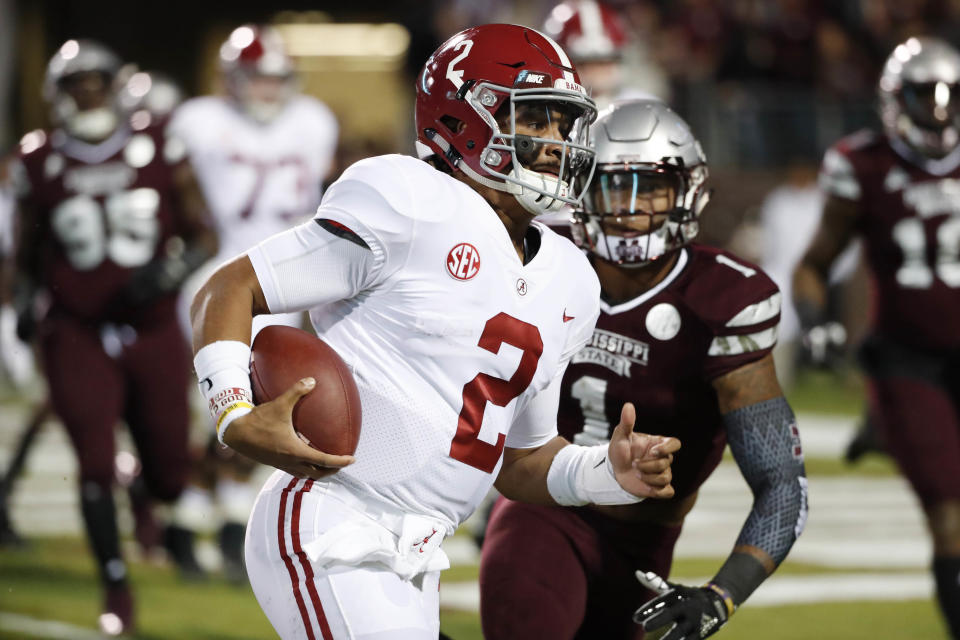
[818,129,879,206]
[684,247,781,380]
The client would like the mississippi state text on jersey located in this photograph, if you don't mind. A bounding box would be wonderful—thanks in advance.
[16,123,188,326]
[820,128,960,350]
[249,154,601,534]
[556,243,780,501]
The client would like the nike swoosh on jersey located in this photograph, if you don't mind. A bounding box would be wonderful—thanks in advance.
[563,309,575,322]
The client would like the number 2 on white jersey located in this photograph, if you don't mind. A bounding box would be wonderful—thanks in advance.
[449,312,543,473]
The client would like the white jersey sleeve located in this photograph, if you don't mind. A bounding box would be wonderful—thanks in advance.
[247,156,418,314]
[505,362,566,449]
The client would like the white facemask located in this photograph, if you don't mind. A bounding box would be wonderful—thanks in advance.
[65,107,119,142]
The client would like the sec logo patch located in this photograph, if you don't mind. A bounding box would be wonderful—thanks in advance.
[446,243,481,281]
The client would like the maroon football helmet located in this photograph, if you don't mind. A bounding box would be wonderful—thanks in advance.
[415,23,598,214]
[219,25,296,123]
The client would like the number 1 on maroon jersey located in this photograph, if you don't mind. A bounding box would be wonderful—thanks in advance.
[450,312,543,473]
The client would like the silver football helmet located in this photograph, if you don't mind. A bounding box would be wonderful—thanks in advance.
[879,36,960,159]
[117,70,184,119]
[44,39,124,141]
[572,99,709,266]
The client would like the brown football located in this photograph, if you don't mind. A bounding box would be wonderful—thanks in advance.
[250,325,362,456]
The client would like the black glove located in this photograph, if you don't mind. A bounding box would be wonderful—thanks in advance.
[795,299,846,369]
[122,257,186,307]
[15,307,36,343]
[633,571,732,640]
[121,243,210,307]
[800,321,847,369]
[12,284,38,343]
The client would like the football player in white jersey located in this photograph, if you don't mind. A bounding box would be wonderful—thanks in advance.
[191,23,681,640]
[165,24,339,581]
[170,23,338,337]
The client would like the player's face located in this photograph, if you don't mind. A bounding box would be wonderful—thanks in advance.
[60,71,112,112]
[902,81,960,130]
[498,101,577,179]
[245,73,291,106]
[590,171,678,234]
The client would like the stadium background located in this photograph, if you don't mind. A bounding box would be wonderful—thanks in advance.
[0,0,953,638]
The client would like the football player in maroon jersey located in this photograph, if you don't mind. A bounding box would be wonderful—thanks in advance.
[11,39,217,636]
[794,36,960,639]
[480,99,808,640]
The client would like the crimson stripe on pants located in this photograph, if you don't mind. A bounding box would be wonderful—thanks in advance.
[278,477,317,640]
[291,480,334,639]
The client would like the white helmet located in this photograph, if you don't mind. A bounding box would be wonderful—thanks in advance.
[44,39,124,141]
[572,99,709,266]
[879,36,960,159]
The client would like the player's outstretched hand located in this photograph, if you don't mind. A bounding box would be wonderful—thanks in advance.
[224,377,354,480]
[608,403,680,499]
[633,571,731,640]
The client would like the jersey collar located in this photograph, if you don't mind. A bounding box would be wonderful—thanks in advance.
[889,135,960,176]
[53,126,132,164]
[599,247,689,316]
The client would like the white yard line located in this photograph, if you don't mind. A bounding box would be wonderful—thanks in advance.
[438,571,934,612]
[0,612,104,640]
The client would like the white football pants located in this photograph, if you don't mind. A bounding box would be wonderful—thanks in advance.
[245,472,442,640]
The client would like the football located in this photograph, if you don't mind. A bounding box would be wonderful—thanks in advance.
[250,325,362,456]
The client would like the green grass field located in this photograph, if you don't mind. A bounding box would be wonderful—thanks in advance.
[0,537,949,639]
[0,368,950,639]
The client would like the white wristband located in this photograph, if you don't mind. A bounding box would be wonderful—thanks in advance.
[546,443,644,506]
[194,341,254,445]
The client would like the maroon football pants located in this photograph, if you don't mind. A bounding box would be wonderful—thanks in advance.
[479,497,681,640]
[40,313,190,502]
[868,376,960,507]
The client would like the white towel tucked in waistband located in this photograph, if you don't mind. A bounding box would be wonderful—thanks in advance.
[302,512,450,581]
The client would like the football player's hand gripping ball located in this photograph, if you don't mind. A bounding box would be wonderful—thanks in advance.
[633,571,732,640]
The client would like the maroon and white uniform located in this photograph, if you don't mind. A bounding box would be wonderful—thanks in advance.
[820,129,960,505]
[480,243,780,640]
[15,122,191,499]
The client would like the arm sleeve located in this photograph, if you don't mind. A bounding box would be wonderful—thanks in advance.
[247,157,416,314]
[247,220,376,314]
[724,396,808,566]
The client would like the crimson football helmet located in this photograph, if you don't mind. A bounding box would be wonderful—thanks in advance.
[543,1,628,63]
[44,39,124,142]
[571,99,709,266]
[879,36,960,159]
[415,23,598,215]
[219,25,296,124]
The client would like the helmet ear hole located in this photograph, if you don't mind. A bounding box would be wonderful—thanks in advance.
[440,115,465,135]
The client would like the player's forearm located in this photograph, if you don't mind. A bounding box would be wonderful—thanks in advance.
[190,255,266,352]
[495,436,569,505]
[792,260,829,318]
[721,396,808,603]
